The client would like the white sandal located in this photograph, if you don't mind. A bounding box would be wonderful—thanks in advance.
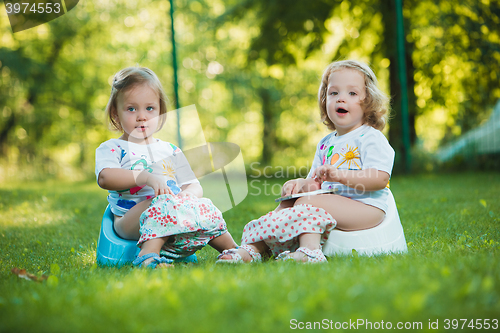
[276,247,327,263]
[216,244,262,264]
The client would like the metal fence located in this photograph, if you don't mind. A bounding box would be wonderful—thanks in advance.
[437,100,500,162]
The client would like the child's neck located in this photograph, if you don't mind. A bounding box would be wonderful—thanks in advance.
[335,123,364,136]
[119,134,156,145]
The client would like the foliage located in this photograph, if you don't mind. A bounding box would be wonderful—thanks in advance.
[0,173,499,332]
[411,0,500,150]
[222,0,500,171]
[1,0,499,180]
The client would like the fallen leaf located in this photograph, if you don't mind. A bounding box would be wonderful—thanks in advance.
[46,275,59,287]
[11,267,48,282]
[50,263,60,275]
[480,199,487,208]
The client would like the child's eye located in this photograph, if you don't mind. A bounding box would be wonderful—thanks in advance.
[146,106,154,111]
[330,91,338,96]
[127,107,136,112]
[349,92,357,96]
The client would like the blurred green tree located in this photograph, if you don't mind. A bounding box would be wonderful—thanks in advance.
[0,1,179,179]
[0,0,499,180]
[221,0,416,172]
[219,0,500,172]
[0,13,89,173]
[410,0,500,148]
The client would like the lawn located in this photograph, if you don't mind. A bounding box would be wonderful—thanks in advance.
[0,172,499,332]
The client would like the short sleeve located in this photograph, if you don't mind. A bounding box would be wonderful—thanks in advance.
[171,149,199,186]
[95,141,122,179]
[307,135,330,179]
[361,131,395,176]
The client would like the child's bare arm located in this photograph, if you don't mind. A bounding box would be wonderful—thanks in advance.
[312,166,389,191]
[98,168,172,196]
[98,168,143,190]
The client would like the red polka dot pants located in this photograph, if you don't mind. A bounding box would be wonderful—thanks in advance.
[241,204,336,256]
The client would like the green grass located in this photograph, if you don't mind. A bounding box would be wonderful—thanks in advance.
[0,172,499,332]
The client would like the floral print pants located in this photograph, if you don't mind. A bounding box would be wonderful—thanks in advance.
[138,194,227,258]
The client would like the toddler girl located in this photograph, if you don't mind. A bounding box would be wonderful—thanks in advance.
[96,67,237,268]
[217,60,394,263]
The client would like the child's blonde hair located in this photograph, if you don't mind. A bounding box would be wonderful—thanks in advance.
[318,60,390,131]
[105,67,168,132]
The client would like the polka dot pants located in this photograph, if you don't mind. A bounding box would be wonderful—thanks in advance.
[241,204,336,256]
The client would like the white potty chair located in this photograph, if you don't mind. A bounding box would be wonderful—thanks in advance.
[323,190,408,256]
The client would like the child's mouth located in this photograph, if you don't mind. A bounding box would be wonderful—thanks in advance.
[336,108,348,114]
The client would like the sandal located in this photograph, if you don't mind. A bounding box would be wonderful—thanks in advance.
[132,253,174,268]
[216,244,262,264]
[276,247,327,263]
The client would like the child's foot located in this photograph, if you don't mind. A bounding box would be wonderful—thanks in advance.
[133,253,174,268]
[276,247,327,263]
[216,248,251,263]
[280,251,308,262]
[216,244,262,263]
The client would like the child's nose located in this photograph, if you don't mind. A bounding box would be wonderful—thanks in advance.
[136,110,147,120]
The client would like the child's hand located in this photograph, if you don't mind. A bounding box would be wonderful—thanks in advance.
[145,173,173,197]
[281,179,305,197]
[177,191,196,199]
[312,165,341,183]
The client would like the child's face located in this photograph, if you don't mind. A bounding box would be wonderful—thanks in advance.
[115,83,160,144]
[326,68,366,136]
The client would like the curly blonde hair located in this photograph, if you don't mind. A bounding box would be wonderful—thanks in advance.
[318,60,390,131]
[105,67,169,132]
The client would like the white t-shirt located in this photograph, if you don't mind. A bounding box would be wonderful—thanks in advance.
[95,138,198,216]
[307,125,395,213]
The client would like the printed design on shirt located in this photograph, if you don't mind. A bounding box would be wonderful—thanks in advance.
[162,159,176,179]
[323,145,340,166]
[327,146,334,158]
[320,143,327,165]
[166,180,181,194]
[130,185,146,195]
[129,157,152,195]
[169,143,181,155]
[117,199,137,209]
[131,158,153,173]
[110,145,127,163]
[337,144,361,170]
[120,148,127,162]
[330,153,339,165]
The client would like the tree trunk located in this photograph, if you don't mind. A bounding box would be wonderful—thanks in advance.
[259,88,276,166]
[0,113,16,156]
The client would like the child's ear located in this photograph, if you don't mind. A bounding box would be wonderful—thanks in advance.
[111,107,122,130]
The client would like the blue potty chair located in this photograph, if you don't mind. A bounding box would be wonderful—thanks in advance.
[96,205,198,266]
